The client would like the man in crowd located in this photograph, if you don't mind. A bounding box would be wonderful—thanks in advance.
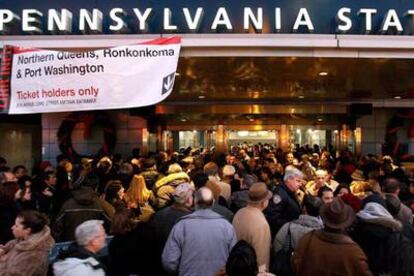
[383,178,413,224]
[306,169,338,196]
[265,167,303,237]
[204,162,231,203]
[318,186,334,205]
[53,176,111,241]
[232,182,272,270]
[53,220,107,276]
[293,198,372,275]
[162,187,236,276]
[151,182,194,257]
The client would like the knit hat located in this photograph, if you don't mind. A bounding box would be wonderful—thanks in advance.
[361,193,386,209]
[341,193,362,213]
[320,197,355,230]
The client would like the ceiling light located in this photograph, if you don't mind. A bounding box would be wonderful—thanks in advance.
[238,131,249,137]
[319,72,328,76]
[298,95,304,99]
[394,96,401,99]
[198,95,206,99]
[258,131,269,136]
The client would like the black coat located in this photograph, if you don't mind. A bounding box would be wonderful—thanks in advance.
[264,184,301,238]
[108,223,158,276]
[350,217,414,276]
[0,201,21,245]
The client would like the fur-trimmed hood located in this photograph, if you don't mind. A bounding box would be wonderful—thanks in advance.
[155,172,190,188]
[0,226,55,276]
[15,226,55,252]
[357,202,402,231]
[294,214,324,229]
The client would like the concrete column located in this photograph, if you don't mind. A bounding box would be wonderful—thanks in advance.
[156,126,163,151]
[279,124,290,152]
[206,130,211,149]
[142,128,149,156]
[215,125,227,154]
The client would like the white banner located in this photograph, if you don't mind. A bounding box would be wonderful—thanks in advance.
[7,37,181,114]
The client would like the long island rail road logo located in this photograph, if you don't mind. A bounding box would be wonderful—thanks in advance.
[0,36,181,114]
[162,72,176,95]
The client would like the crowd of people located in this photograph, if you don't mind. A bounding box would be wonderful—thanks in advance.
[1,143,414,276]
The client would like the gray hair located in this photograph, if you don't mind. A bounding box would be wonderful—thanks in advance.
[194,187,214,209]
[75,220,104,246]
[283,167,304,182]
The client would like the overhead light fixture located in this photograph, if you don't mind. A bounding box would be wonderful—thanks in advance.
[319,71,328,76]
[298,95,305,99]
[394,96,401,99]
[238,131,249,137]
[198,95,206,99]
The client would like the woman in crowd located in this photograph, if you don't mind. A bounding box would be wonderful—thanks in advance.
[104,180,126,210]
[108,208,157,276]
[0,210,55,275]
[124,175,156,222]
[17,175,36,210]
[334,184,351,197]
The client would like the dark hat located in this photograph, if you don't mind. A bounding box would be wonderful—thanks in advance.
[361,193,386,209]
[248,182,273,203]
[384,194,401,216]
[341,193,362,213]
[320,197,355,230]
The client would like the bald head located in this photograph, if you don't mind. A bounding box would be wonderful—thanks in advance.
[194,187,214,209]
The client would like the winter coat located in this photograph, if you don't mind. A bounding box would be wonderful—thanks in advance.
[155,172,190,209]
[53,257,104,276]
[0,226,55,276]
[208,176,231,203]
[264,184,301,238]
[108,223,157,276]
[212,203,234,223]
[0,201,21,245]
[233,206,272,269]
[230,189,249,213]
[162,209,237,276]
[293,230,372,276]
[139,171,163,190]
[385,193,413,224]
[273,214,324,253]
[351,202,414,276]
[52,187,111,242]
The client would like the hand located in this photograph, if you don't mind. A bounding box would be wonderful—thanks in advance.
[23,190,32,201]
[42,188,53,197]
